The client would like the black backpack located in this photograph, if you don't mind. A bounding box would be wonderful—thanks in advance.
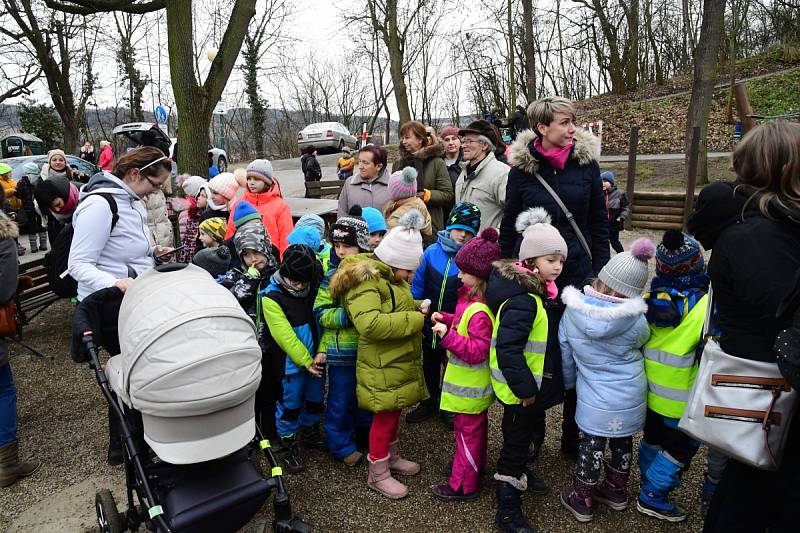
[45,192,119,298]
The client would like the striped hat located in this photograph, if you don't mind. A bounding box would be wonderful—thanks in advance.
[198,217,227,243]
[388,167,418,200]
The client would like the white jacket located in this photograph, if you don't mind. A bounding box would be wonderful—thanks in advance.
[68,172,155,301]
[142,190,175,248]
[454,152,509,230]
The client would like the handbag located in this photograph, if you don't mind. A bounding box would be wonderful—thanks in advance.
[678,287,798,470]
[533,172,592,260]
[0,299,18,338]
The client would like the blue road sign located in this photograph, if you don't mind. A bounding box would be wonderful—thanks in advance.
[155,105,168,124]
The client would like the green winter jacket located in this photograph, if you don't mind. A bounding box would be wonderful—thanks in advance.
[314,264,360,366]
[330,254,427,412]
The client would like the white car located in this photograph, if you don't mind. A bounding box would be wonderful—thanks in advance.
[168,138,228,172]
[297,122,357,152]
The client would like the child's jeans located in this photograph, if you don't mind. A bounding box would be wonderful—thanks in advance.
[577,433,633,483]
[324,365,372,459]
[0,363,17,446]
[368,409,401,461]
[276,371,325,438]
[449,411,488,494]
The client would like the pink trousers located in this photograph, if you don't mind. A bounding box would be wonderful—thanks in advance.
[449,411,488,494]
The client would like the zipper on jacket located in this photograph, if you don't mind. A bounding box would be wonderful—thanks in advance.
[432,256,453,349]
[335,330,340,353]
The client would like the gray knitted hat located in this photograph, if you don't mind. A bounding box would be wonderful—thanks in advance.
[598,238,656,297]
[192,246,231,278]
[234,223,273,262]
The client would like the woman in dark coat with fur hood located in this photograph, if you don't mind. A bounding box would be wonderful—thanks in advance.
[392,121,454,236]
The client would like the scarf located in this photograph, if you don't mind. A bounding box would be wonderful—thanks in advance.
[54,182,80,215]
[437,230,463,255]
[206,192,227,212]
[533,137,572,171]
[272,270,310,298]
[649,272,709,294]
[513,261,558,299]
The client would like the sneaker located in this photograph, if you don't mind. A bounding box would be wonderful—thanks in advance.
[431,483,478,502]
[636,497,687,522]
[560,487,593,522]
[342,450,363,467]
[405,401,437,423]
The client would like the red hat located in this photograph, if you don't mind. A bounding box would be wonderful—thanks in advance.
[455,227,501,280]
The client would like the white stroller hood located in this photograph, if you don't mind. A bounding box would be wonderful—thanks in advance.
[108,264,262,464]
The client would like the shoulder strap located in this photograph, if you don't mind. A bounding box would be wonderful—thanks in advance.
[701,287,715,340]
[87,192,119,233]
[533,171,592,260]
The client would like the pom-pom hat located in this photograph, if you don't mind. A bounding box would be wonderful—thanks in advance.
[656,229,704,278]
[192,246,231,277]
[516,207,568,261]
[388,167,418,200]
[330,205,371,251]
[207,172,239,201]
[455,227,501,280]
[374,209,425,270]
[598,238,656,298]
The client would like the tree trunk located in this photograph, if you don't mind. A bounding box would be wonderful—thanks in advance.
[686,0,726,186]
[507,0,515,111]
[166,0,256,176]
[385,0,411,127]
[242,34,265,158]
[521,0,536,102]
[624,0,640,90]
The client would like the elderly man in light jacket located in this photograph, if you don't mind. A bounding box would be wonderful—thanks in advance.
[454,120,509,230]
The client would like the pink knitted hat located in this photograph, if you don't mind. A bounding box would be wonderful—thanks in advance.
[455,227,501,280]
[387,167,418,200]
[207,172,239,201]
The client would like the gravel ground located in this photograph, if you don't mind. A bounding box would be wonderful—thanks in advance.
[1,230,710,532]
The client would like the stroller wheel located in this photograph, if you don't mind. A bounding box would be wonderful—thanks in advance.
[96,489,124,533]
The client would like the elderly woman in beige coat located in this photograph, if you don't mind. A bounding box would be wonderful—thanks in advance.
[454,120,509,230]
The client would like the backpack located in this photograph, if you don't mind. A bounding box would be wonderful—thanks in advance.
[45,192,119,298]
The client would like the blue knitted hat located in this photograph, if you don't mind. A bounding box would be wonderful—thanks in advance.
[233,201,261,228]
[600,171,615,186]
[446,202,481,235]
[295,213,326,240]
[656,230,705,277]
[287,225,321,255]
[361,206,387,234]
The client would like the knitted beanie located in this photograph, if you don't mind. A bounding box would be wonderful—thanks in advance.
[182,175,207,198]
[599,238,656,297]
[295,213,326,240]
[198,217,227,243]
[233,200,261,228]
[246,159,274,186]
[600,171,616,186]
[234,222,270,258]
[446,202,481,235]
[280,244,317,283]
[22,162,40,179]
[0,163,11,176]
[361,207,387,234]
[656,229,705,278]
[374,209,424,270]
[330,205,370,251]
[440,125,460,138]
[455,227,501,280]
[207,172,239,201]
[516,208,568,261]
[47,149,67,166]
[192,246,231,278]
[287,226,321,255]
[387,167,418,200]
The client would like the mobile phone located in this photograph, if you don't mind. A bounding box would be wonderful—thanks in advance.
[155,245,185,259]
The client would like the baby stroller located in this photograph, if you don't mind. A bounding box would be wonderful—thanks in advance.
[71,263,312,533]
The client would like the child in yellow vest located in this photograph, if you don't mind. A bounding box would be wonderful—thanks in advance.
[430,227,501,501]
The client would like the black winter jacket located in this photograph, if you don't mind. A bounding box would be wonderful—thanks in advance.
[500,129,610,289]
[444,149,464,187]
[688,181,800,361]
[301,153,322,182]
[486,260,564,413]
[505,106,530,140]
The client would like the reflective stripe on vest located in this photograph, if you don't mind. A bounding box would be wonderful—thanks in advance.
[643,293,708,419]
[489,293,548,405]
[440,302,495,414]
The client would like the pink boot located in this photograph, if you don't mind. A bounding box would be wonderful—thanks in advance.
[368,456,408,499]
[388,440,420,475]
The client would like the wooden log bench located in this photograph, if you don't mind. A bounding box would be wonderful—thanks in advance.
[630,191,699,231]
[305,180,345,200]
[16,257,60,324]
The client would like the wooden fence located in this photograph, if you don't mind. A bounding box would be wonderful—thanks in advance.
[629,191,699,230]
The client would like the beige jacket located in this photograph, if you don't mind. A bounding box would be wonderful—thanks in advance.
[454,152,509,230]
[383,196,433,241]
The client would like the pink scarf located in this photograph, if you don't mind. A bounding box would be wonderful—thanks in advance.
[513,261,559,300]
[54,182,79,215]
[533,137,572,171]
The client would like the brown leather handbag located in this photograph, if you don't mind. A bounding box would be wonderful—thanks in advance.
[0,298,18,338]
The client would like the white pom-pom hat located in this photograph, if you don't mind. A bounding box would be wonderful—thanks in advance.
[374,208,424,270]
[516,207,568,262]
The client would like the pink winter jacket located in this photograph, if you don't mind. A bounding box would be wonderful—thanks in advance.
[438,286,493,365]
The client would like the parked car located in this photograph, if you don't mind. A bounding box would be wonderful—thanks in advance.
[1,155,98,184]
[297,122,357,152]
[168,137,228,172]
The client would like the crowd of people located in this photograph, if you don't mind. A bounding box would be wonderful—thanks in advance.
[1,97,799,533]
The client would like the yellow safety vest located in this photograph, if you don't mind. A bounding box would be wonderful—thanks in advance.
[489,294,548,405]
[643,293,708,419]
[440,302,495,414]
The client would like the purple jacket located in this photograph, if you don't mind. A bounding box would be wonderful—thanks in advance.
[439,286,492,365]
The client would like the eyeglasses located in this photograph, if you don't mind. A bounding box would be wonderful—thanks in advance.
[462,138,483,145]
[143,175,166,189]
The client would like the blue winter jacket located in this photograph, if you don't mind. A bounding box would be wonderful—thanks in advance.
[559,286,650,437]
[411,230,463,348]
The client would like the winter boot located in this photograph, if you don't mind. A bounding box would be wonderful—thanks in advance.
[700,472,719,519]
[388,440,419,475]
[522,466,549,496]
[560,475,596,522]
[27,234,38,254]
[342,450,364,467]
[637,440,660,487]
[16,242,25,256]
[432,482,478,502]
[637,452,687,522]
[405,398,437,423]
[0,441,40,488]
[38,232,48,252]
[367,456,408,499]
[298,422,326,449]
[594,459,630,511]
[274,435,304,474]
[495,481,537,533]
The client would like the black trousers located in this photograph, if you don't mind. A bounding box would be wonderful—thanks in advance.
[642,409,698,466]
[561,389,579,448]
[421,343,445,405]
[608,223,624,253]
[497,405,542,479]
[255,351,284,439]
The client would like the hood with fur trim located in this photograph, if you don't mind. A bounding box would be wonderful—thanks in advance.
[561,285,648,339]
[508,128,600,175]
[329,254,393,298]
[486,259,546,312]
[0,214,18,240]
[399,141,445,162]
